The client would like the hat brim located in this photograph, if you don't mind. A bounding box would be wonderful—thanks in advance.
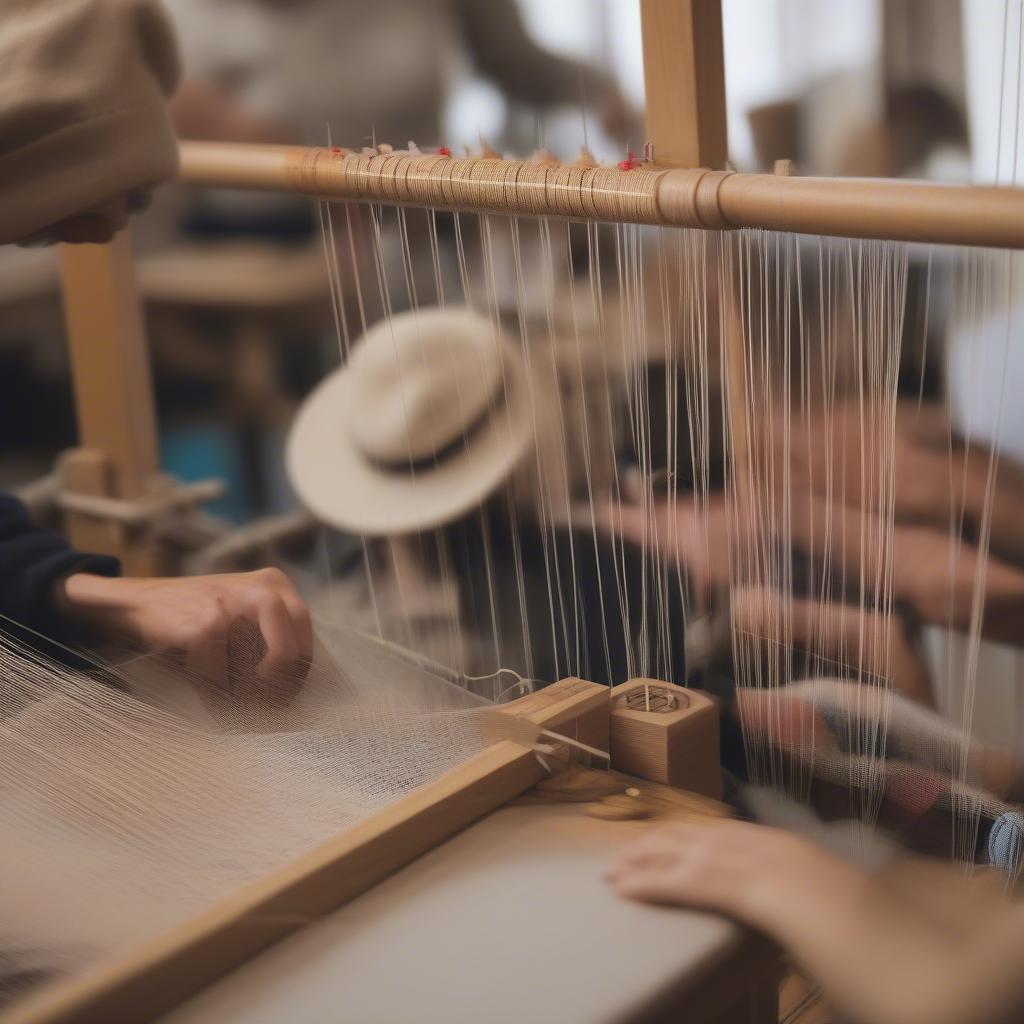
[287,342,534,536]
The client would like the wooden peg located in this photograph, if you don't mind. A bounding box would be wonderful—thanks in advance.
[59,447,166,576]
[610,678,721,799]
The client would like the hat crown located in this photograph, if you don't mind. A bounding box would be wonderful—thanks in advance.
[347,310,505,464]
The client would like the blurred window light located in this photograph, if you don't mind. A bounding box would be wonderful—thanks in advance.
[443,77,508,153]
[444,1,893,170]
[963,0,1024,185]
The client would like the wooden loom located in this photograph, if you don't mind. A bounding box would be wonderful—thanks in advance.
[19,1,1024,1022]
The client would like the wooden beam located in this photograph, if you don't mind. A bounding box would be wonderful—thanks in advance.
[176,142,1024,249]
[4,678,609,1024]
[639,0,729,168]
[58,232,164,573]
[59,232,159,498]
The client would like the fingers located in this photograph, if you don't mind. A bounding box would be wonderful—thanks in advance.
[250,568,313,666]
[605,820,800,926]
[53,199,131,244]
[611,868,695,906]
[180,597,230,689]
[167,569,313,695]
[274,575,314,664]
[250,591,298,679]
[17,196,134,247]
[184,619,229,690]
[234,569,313,695]
[605,825,719,910]
[606,826,701,883]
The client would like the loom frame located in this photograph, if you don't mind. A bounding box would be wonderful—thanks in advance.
[27,1,1016,1020]
[2,679,611,1024]
[53,0,1024,576]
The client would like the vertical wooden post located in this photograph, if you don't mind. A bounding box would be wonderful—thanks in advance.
[639,1,750,611]
[639,0,728,169]
[58,231,165,574]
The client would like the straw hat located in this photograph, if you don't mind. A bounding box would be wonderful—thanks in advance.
[287,308,534,535]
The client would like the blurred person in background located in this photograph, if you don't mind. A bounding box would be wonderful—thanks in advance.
[162,0,629,239]
[0,0,312,681]
[142,0,632,527]
[167,0,627,152]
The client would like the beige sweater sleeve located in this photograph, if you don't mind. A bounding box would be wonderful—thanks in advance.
[0,0,181,243]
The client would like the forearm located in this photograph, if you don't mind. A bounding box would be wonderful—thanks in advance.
[453,0,610,108]
[740,853,975,1024]
[169,80,288,144]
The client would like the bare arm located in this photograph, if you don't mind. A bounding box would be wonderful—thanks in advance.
[58,568,313,692]
[607,821,1024,1024]
[451,0,623,127]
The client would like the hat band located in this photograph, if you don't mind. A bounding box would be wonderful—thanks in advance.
[361,390,508,475]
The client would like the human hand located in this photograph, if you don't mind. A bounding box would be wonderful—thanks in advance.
[59,568,313,688]
[788,496,1024,643]
[597,490,745,611]
[604,820,854,931]
[730,584,933,704]
[769,399,962,530]
[18,190,153,247]
[607,822,990,1024]
[170,79,289,144]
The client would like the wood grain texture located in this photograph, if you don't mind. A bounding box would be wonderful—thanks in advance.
[58,233,163,573]
[2,679,608,1024]
[523,766,729,824]
[59,234,158,500]
[640,0,728,168]
[178,142,1024,249]
[58,448,165,577]
[610,679,722,799]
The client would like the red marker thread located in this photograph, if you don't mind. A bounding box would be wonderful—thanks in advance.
[617,150,639,171]
[438,145,452,157]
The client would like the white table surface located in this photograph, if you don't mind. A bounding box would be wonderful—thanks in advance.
[162,801,754,1024]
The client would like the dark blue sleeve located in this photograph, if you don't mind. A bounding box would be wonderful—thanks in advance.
[0,492,120,658]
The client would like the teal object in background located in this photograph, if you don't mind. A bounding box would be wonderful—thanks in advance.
[161,424,249,523]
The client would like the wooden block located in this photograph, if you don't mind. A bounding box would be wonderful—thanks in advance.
[610,678,721,800]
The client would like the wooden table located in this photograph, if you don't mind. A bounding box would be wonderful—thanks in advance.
[162,797,780,1024]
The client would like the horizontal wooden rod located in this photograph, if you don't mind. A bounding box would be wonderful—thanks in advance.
[178,141,1024,250]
